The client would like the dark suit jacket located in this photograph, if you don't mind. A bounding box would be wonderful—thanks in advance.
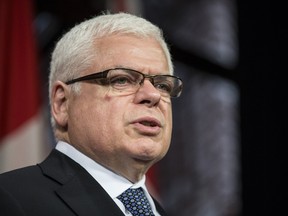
[0,149,167,216]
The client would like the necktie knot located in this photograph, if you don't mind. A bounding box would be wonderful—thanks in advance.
[117,187,155,216]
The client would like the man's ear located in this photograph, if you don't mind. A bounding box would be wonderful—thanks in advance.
[51,81,70,128]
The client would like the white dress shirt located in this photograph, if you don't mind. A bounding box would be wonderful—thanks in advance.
[56,141,161,216]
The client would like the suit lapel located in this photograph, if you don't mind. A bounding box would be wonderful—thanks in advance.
[40,150,168,216]
[39,150,124,216]
[153,198,168,216]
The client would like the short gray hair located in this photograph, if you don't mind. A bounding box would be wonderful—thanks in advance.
[49,12,173,129]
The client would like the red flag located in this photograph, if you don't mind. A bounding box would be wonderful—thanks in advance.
[0,0,50,173]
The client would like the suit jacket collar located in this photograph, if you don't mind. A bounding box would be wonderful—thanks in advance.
[39,149,125,216]
[39,149,168,216]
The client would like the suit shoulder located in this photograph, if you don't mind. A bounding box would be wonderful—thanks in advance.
[0,165,42,186]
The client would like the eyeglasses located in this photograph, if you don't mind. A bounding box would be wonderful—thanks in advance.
[65,68,183,98]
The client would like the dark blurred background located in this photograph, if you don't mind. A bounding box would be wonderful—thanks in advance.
[1,0,287,215]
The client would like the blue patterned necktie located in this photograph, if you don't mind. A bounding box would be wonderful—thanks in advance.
[117,187,155,216]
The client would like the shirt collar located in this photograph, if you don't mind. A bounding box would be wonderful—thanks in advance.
[55,141,147,199]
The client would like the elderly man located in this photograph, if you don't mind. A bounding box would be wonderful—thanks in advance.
[0,12,183,216]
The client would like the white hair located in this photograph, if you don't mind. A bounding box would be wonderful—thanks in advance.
[49,12,173,129]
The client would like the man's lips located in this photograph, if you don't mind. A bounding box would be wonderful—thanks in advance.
[132,117,162,127]
[131,117,162,134]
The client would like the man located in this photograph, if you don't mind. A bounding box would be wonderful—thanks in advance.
[0,12,183,215]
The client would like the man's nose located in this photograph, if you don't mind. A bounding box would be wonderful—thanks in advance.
[133,79,161,107]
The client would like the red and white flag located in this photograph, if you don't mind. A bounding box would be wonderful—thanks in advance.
[0,0,50,173]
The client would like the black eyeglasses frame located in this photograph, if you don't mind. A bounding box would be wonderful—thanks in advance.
[65,67,183,98]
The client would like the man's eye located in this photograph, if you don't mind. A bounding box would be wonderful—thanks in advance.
[110,76,134,86]
[154,82,172,93]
